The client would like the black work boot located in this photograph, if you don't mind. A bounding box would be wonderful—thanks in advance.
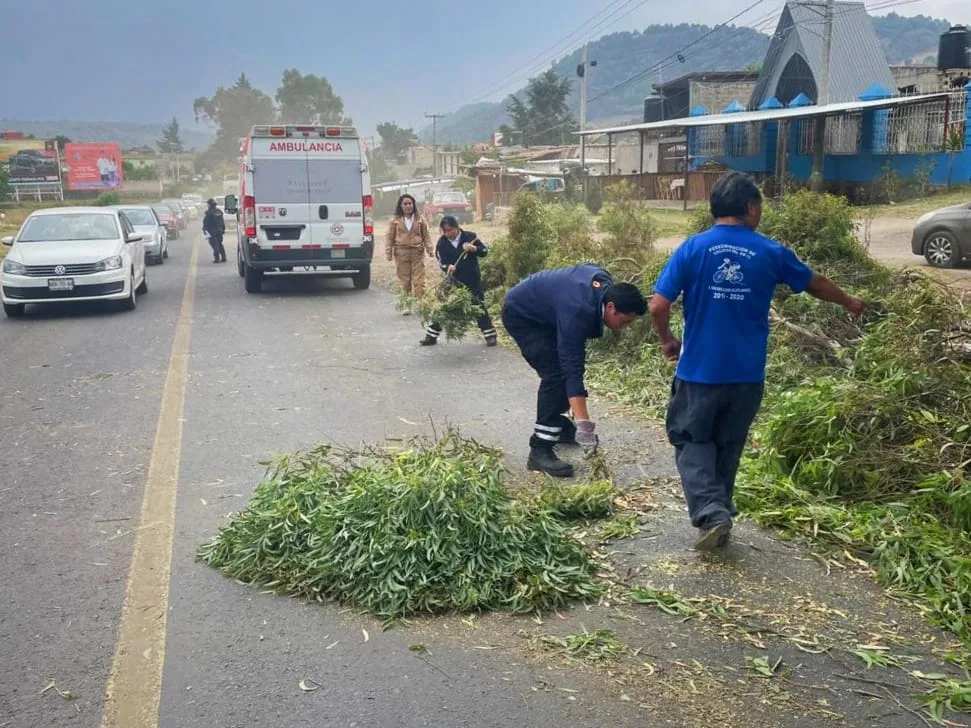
[485,336,497,347]
[527,447,575,478]
[419,335,438,346]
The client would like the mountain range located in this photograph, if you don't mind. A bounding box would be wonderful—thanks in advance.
[420,12,953,145]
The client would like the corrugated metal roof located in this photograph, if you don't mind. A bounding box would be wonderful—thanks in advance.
[749,1,896,109]
[576,92,950,136]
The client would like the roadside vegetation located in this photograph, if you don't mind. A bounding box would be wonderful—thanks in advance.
[473,184,971,661]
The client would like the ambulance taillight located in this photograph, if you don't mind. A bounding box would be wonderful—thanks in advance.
[243,195,256,237]
[363,195,373,236]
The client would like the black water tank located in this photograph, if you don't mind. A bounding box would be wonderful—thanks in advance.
[939,25,971,71]
[644,96,664,123]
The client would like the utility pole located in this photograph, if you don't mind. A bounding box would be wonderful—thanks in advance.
[425,113,445,177]
[577,44,597,204]
[811,0,835,192]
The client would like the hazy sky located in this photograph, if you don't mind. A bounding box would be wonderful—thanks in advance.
[0,0,965,138]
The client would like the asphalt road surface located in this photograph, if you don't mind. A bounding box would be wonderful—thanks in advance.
[0,231,959,728]
[0,232,651,728]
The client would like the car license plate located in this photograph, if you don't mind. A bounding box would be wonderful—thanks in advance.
[331,249,345,259]
[48,278,74,291]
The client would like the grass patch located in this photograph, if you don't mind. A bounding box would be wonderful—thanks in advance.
[862,185,971,219]
[196,430,602,624]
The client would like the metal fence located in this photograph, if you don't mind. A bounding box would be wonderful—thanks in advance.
[887,91,967,153]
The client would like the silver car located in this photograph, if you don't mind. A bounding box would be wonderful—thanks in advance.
[911,201,971,268]
[114,205,168,264]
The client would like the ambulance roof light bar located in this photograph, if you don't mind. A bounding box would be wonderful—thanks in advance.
[250,124,359,138]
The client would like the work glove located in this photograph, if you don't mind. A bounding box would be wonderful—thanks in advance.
[575,420,598,454]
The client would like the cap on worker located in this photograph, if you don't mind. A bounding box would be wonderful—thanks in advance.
[207,198,216,207]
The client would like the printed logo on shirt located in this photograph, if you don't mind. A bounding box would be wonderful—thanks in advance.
[713,257,744,285]
[592,280,602,288]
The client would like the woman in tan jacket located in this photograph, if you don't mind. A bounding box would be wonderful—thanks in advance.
[385,194,433,308]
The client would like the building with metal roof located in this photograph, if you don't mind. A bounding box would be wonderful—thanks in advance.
[749,1,896,110]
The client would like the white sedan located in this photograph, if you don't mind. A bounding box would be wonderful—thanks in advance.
[1,207,148,318]
[114,204,168,264]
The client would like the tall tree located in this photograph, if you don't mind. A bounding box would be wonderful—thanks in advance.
[276,69,348,124]
[193,74,276,163]
[375,122,418,159]
[505,69,575,146]
[54,135,71,152]
[157,117,184,154]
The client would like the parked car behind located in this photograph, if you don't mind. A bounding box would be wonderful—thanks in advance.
[114,205,168,264]
[162,199,188,229]
[911,200,971,268]
[153,204,180,239]
[423,191,474,225]
[1,207,148,317]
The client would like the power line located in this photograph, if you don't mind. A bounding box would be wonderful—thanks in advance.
[586,0,768,106]
[453,0,646,110]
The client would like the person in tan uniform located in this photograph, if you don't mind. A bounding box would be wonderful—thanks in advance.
[386,194,433,310]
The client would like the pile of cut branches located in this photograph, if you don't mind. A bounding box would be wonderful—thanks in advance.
[197,431,601,623]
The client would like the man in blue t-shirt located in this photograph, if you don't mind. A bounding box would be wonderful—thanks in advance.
[650,172,864,551]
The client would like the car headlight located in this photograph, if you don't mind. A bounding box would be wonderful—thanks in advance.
[94,255,124,272]
[2,258,27,275]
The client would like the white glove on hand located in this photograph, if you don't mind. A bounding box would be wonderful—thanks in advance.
[575,420,598,453]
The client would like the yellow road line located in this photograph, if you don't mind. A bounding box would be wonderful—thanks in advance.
[100,236,200,728]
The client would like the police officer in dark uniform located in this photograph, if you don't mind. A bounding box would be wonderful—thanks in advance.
[502,264,647,477]
[420,215,497,347]
[203,198,227,264]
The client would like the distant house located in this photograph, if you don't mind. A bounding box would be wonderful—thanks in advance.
[749,1,896,108]
[649,71,760,121]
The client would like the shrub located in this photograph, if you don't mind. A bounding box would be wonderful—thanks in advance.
[498,193,554,286]
[95,191,121,206]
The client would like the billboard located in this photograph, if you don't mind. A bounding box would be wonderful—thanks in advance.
[0,138,61,184]
[64,142,125,191]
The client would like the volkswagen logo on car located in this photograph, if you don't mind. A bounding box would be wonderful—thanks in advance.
[54,265,66,275]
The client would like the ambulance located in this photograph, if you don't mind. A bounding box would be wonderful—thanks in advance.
[224,124,374,293]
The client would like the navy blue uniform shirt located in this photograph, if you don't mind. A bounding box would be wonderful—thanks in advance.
[504,263,613,398]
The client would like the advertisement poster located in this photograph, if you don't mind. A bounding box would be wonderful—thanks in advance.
[0,139,61,184]
[64,142,125,191]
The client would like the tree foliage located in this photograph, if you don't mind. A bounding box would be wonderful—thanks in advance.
[0,164,10,198]
[193,74,276,164]
[506,69,575,147]
[157,116,184,154]
[276,69,347,124]
[376,122,418,159]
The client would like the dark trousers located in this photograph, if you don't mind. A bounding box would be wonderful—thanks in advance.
[501,305,574,449]
[208,234,226,261]
[666,379,764,529]
[427,283,496,341]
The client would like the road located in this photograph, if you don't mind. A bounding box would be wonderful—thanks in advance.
[0,230,961,727]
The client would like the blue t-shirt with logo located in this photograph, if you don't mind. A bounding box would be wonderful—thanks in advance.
[653,224,814,384]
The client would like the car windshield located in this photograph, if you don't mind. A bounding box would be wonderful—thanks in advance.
[18,213,119,242]
[153,206,172,216]
[437,193,466,203]
[120,208,156,226]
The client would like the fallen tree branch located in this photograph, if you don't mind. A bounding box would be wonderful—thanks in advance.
[768,308,843,357]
